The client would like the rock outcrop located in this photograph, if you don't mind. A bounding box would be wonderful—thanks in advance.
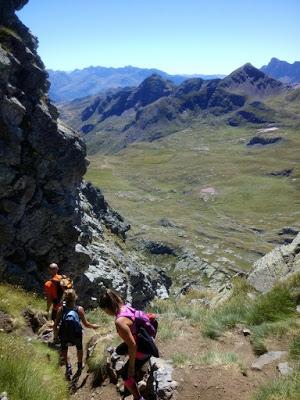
[0,0,170,307]
[247,233,300,292]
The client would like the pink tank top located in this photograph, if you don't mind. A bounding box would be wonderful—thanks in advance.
[115,304,148,360]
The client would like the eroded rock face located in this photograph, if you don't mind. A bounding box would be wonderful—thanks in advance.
[0,0,170,307]
[247,233,300,292]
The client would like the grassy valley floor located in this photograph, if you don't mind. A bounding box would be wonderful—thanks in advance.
[85,121,300,275]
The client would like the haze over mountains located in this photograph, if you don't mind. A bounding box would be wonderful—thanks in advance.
[48,66,225,102]
[58,63,299,154]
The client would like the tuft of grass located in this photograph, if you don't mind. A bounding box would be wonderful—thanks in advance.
[157,313,178,341]
[86,308,112,327]
[246,286,296,326]
[0,333,68,400]
[253,371,300,400]
[171,350,241,369]
[289,336,300,363]
[87,335,120,385]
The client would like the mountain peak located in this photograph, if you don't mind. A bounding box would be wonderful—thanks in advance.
[261,58,300,83]
[129,74,175,107]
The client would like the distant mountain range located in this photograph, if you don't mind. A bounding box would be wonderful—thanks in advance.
[48,66,225,102]
[57,63,300,154]
[261,58,300,84]
[48,59,300,103]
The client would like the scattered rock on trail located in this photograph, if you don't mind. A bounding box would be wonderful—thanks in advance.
[242,328,252,336]
[150,357,178,400]
[0,311,14,333]
[38,321,54,343]
[22,309,48,333]
[247,233,300,292]
[251,351,287,371]
[277,362,294,376]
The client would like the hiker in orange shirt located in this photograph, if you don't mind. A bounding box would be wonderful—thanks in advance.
[44,263,63,321]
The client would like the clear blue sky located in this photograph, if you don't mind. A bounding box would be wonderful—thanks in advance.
[17,0,300,75]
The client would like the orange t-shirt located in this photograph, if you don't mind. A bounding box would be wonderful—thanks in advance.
[44,274,62,310]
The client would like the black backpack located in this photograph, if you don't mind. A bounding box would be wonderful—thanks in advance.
[59,306,82,343]
[51,278,64,305]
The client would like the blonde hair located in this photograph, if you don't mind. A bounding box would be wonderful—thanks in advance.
[64,289,77,308]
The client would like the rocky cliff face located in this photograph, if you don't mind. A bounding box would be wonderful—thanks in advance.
[0,0,170,307]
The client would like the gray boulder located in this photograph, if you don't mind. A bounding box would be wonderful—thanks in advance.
[247,233,300,292]
[251,351,287,371]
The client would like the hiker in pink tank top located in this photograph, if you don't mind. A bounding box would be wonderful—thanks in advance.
[99,288,158,400]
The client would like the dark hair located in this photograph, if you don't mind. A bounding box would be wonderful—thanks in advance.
[99,288,123,314]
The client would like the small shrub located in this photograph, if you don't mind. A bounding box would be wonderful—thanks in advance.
[158,313,178,341]
[246,285,296,326]
[289,336,300,362]
[171,350,241,368]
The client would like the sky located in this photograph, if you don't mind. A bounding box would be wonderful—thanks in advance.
[17,0,300,75]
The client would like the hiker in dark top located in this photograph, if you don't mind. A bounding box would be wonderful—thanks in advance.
[99,288,159,400]
[53,289,100,380]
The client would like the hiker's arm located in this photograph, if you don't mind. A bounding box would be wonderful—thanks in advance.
[44,285,52,313]
[116,318,136,377]
[78,306,100,329]
[53,308,62,339]
[46,295,52,312]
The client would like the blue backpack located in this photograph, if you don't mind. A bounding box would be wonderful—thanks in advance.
[59,306,82,343]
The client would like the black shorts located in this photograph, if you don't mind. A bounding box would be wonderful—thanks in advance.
[61,337,83,351]
[51,308,58,321]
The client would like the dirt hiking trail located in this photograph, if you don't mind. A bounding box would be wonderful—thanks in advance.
[64,323,284,400]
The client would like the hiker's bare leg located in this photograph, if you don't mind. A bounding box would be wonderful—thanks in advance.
[124,378,142,400]
[77,349,83,364]
[62,348,69,365]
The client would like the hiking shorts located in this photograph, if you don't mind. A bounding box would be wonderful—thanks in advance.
[61,336,83,351]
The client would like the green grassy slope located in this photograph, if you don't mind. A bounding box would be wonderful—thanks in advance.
[0,284,69,400]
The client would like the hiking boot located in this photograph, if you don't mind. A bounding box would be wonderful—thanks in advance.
[65,364,72,380]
